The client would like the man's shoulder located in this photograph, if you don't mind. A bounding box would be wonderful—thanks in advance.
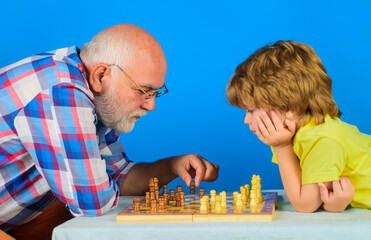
[1,46,93,108]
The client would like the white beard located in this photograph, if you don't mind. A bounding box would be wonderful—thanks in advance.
[94,82,147,133]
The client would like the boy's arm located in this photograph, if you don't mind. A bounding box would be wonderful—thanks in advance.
[256,111,322,212]
[318,178,355,212]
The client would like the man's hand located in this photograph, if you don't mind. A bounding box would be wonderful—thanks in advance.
[254,111,296,148]
[318,177,355,212]
[121,154,219,196]
[170,154,219,187]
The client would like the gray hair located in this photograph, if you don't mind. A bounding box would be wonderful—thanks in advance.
[80,28,134,79]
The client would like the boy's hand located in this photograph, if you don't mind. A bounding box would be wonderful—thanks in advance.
[318,177,355,212]
[254,111,296,148]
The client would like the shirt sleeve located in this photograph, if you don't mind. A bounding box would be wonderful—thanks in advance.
[299,137,347,184]
[271,137,347,184]
[96,124,136,188]
[14,83,131,217]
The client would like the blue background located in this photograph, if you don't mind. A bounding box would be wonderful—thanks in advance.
[1,1,370,193]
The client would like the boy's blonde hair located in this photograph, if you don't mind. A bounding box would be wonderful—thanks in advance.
[227,40,341,125]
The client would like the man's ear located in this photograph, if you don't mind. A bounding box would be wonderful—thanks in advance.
[87,63,112,94]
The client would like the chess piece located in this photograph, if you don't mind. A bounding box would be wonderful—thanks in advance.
[176,191,181,207]
[220,192,227,209]
[190,181,196,194]
[199,188,205,199]
[150,186,156,201]
[235,193,243,213]
[151,199,157,213]
[210,190,216,203]
[240,186,247,206]
[145,192,150,207]
[233,191,239,205]
[257,175,263,202]
[215,196,221,212]
[169,189,176,202]
[200,196,208,213]
[158,196,166,209]
[162,184,168,195]
[163,193,169,205]
[180,191,185,206]
[134,197,140,213]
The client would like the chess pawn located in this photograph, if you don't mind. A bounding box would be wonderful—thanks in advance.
[203,196,210,209]
[134,197,141,213]
[235,194,243,213]
[199,188,205,199]
[176,191,181,207]
[215,196,221,212]
[180,191,185,206]
[169,189,176,202]
[220,191,227,209]
[163,193,169,205]
[240,187,247,205]
[245,184,250,202]
[233,191,239,205]
[250,189,259,206]
[210,190,216,203]
[250,194,259,212]
[162,185,168,195]
[158,196,165,209]
[257,175,263,202]
[145,192,150,207]
[151,199,157,213]
[176,186,183,193]
[200,196,208,213]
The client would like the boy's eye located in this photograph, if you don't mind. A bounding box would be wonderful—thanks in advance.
[247,109,254,113]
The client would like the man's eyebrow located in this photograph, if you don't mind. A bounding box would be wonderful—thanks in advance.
[141,84,165,90]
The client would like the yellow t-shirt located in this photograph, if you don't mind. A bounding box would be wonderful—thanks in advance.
[272,115,371,209]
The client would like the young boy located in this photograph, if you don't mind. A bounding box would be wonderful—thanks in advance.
[226,40,371,213]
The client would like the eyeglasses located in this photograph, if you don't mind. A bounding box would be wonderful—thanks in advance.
[108,64,168,99]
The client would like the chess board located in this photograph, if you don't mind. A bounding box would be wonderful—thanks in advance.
[116,192,277,223]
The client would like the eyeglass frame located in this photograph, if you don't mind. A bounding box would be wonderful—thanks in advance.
[107,64,168,99]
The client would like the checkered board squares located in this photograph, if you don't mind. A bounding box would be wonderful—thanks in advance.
[116,192,277,223]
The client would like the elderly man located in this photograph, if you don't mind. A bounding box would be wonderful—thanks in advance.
[0,24,219,239]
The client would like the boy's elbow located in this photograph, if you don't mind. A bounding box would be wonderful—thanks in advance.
[291,200,321,213]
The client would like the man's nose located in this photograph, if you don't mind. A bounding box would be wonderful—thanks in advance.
[141,97,156,111]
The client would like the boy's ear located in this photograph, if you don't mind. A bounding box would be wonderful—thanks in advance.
[285,111,295,120]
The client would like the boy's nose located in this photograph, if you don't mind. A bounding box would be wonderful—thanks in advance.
[244,113,251,125]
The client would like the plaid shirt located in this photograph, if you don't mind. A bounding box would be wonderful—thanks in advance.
[0,46,135,231]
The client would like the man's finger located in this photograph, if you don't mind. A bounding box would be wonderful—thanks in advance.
[202,161,219,182]
[190,155,207,187]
